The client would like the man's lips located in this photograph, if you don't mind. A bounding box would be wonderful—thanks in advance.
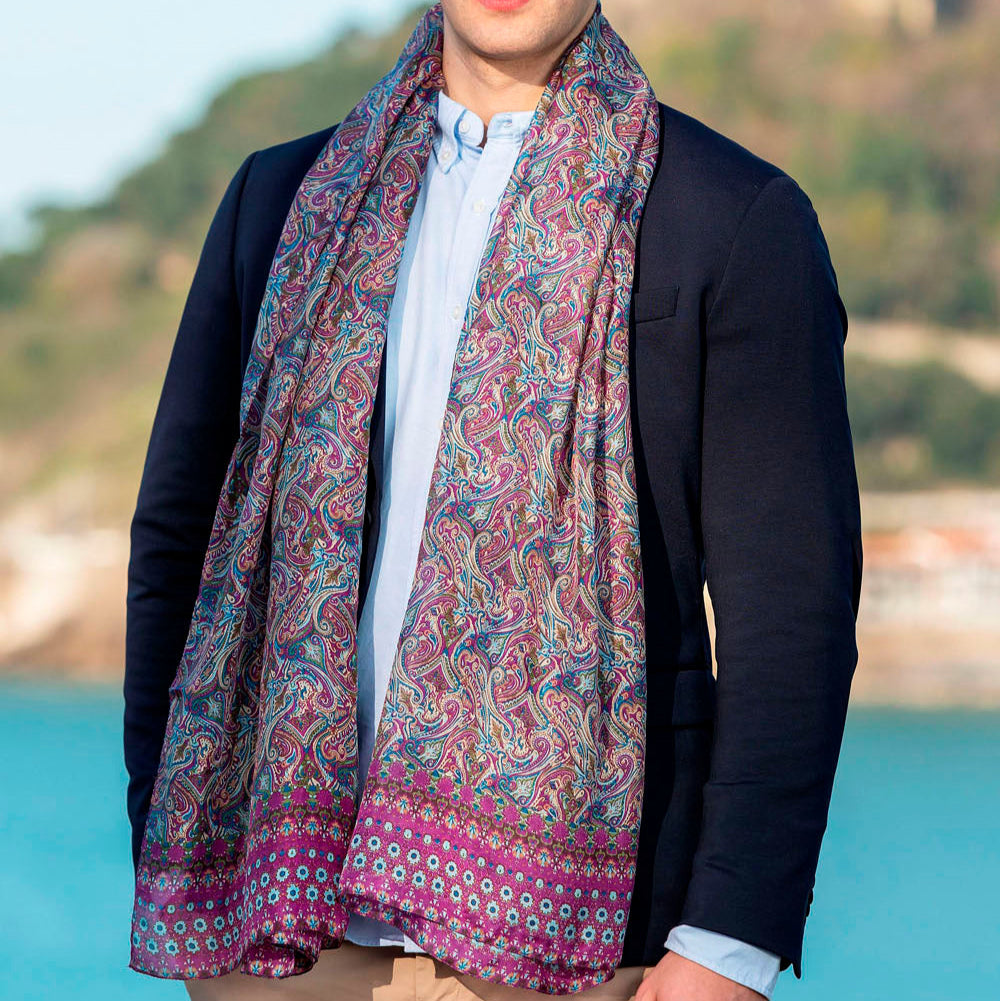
[477,0,532,12]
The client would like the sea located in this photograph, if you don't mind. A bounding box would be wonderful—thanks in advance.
[1,678,997,1000]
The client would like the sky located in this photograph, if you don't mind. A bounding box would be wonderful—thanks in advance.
[0,0,418,252]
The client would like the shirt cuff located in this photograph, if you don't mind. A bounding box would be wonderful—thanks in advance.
[664,923,782,999]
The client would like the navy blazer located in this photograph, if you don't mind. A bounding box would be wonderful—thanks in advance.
[123,100,863,980]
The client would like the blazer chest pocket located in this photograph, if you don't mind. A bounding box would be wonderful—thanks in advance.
[632,283,680,324]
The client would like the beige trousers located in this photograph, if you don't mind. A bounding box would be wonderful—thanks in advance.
[184,940,655,1001]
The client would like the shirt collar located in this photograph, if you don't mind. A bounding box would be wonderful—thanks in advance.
[432,89,537,174]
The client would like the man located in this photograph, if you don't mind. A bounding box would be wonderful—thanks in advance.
[123,2,863,1000]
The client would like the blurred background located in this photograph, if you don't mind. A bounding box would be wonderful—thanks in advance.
[1,0,997,997]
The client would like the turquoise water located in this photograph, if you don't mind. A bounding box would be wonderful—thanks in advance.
[1,679,997,999]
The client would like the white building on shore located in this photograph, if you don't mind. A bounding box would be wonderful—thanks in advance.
[841,0,974,34]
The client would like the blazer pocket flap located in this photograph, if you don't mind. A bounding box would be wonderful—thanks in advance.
[671,667,717,726]
[645,666,717,727]
[633,283,679,323]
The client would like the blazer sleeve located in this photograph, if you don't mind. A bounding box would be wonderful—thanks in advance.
[122,150,256,873]
[679,174,864,977]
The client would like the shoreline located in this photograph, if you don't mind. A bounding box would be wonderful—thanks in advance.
[2,487,999,710]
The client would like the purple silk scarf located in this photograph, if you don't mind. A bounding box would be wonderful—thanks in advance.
[129,1,659,992]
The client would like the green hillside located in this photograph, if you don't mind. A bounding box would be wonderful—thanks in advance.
[1,0,999,521]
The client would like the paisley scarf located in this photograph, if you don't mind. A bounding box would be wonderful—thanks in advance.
[129,1,659,992]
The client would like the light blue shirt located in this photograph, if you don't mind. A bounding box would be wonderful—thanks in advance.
[344,88,781,1001]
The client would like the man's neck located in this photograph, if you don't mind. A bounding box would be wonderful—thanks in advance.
[440,4,595,138]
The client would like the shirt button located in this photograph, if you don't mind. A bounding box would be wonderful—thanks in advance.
[451,305,462,320]
[440,147,453,162]
[472,198,486,214]
[458,119,470,135]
